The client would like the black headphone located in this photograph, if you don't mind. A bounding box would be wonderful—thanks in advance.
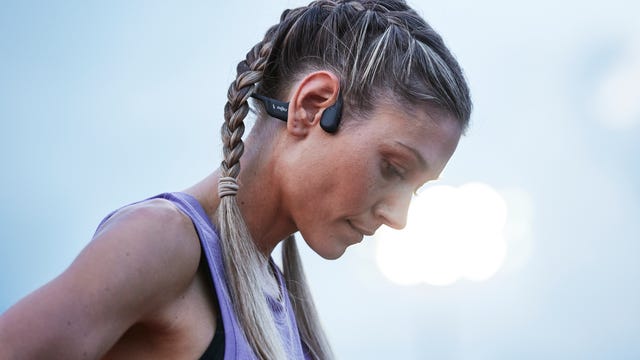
[250,92,343,133]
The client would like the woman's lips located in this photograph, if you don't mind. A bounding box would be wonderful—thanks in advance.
[347,220,375,236]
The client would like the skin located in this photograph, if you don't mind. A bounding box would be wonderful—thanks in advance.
[0,71,462,359]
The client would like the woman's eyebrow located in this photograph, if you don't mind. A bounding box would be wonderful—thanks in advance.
[394,141,429,172]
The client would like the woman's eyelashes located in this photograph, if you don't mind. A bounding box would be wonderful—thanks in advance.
[381,159,407,180]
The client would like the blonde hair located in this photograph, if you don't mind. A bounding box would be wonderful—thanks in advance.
[216,1,472,359]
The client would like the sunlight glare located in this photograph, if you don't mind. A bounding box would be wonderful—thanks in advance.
[375,182,509,286]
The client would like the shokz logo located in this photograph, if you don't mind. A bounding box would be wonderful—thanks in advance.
[272,104,287,112]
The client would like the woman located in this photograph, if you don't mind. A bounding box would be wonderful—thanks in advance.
[0,0,471,359]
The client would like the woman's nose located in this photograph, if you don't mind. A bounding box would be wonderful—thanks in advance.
[374,189,412,230]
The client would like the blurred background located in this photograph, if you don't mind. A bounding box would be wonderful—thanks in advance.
[1,0,638,358]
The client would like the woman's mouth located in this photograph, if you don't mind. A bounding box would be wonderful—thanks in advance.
[347,220,375,236]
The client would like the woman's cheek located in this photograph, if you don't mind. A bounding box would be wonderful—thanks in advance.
[350,169,380,208]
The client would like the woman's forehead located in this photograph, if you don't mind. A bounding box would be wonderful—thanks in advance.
[366,98,459,132]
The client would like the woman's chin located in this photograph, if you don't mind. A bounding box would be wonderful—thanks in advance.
[299,230,355,260]
[310,241,349,260]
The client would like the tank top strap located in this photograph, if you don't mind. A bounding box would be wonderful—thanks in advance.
[156,192,252,360]
[164,192,309,360]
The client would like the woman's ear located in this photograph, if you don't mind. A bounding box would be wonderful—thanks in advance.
[286,71,340,137]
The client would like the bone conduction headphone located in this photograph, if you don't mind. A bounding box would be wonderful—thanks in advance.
[250,92,343,133]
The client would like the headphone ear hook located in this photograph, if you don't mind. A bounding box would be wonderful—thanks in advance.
[250,93,289,121]
[319,91,343,133]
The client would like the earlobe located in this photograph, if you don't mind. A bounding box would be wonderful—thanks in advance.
[288,107,312,136]
[287,71,341,137]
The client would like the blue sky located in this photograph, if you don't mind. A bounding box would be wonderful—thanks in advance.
[1,1,639,359]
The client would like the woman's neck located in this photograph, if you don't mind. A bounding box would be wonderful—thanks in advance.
[182,132,297,256]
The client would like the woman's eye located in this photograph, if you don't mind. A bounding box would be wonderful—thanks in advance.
[382,160,405,180]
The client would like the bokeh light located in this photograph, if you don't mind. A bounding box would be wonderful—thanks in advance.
[375,182,509,286]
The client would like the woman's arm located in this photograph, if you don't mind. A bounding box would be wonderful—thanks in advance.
[0,199,202,359]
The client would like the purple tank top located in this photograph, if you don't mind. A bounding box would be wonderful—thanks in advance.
[95,192,311,359]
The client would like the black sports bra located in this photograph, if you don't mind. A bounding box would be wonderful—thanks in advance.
[199,314,225,360]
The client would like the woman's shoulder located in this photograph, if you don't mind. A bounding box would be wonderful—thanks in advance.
[77,195,205,310]
[94,196,203,278]
[96,196,192,233]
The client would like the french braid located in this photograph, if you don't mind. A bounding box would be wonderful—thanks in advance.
[216,33,289,359]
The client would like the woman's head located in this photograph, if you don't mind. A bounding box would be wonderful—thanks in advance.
[240,0,472,257]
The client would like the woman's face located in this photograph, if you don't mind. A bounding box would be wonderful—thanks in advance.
[279,101,463,260]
